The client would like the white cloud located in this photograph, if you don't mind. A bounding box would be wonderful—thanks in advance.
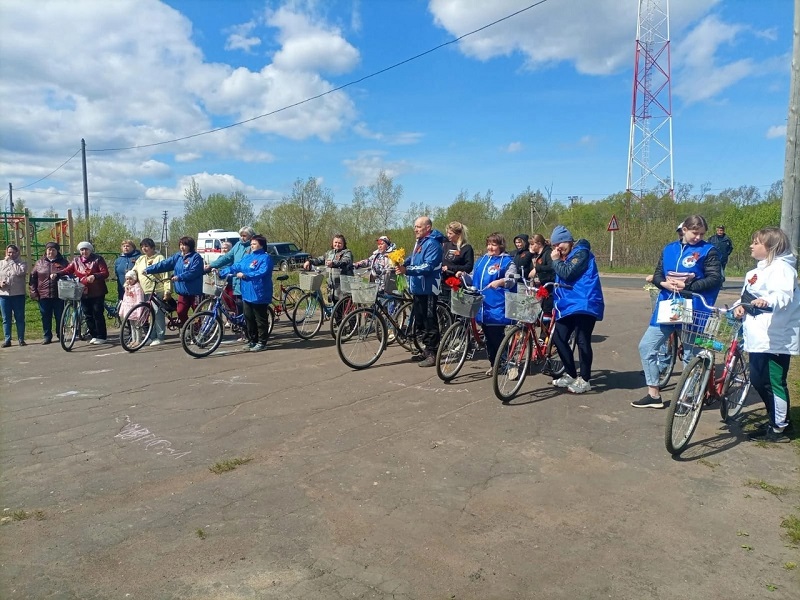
[146,173,280,204]
[343,152,415,186]
[506,142,523,153]
[428,0,718,76]
[354,122,423,145]
[225,21,261,52]
[766,125,786,139]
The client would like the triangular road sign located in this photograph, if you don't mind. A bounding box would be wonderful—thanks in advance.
[607,215,619,232]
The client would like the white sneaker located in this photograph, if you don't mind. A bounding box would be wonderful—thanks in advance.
[148,339,163,346]
[89,338,98,344]
[507,366,519,381]
[567,377,591,394]
[552,374,576,388]
[93,338,110,345]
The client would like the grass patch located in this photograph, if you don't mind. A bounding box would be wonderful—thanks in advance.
[784,561,797,570]
[33,510,46,520]
[745,480,789,498]
[209,457,252,474]
[12,510,30,521]
[781,515,800,544]
[196,528,207,539]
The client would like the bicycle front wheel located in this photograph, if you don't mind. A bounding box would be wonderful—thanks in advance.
[181,311,223,358]
[120,303,155,352]
[336,308,387,369]
[656,331,679,388]
[292,293,324,339]
[282,286,303,321]
[665,355,710,455]
[720,350,750,422]
[493,326,532,402]
[60,302,79,351]
[436,321,470,382]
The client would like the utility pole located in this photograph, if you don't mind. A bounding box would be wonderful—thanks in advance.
[8,183,13,213]
[160,210,169,256]
[782,0,800,251]
[81,138,90,242]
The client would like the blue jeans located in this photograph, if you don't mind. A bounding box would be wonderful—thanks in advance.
[38,297,64,341]
[0,294,26,342]
[638,324,680,387]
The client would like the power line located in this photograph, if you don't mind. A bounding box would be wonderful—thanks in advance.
[14,147,82,190]
[87,0,550,153]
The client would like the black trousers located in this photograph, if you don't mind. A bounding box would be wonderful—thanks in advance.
[482,324,506,366]
[81,296,107,340]
[554,313,597,381]
[412,294,440,352]
[242,301,271,345]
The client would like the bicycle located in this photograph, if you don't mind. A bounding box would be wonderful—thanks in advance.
[180,275,267,358]
[435,280,486,382]
[105,300,122,329]
[664,294,766,456]
[291,268,343,340]
[273,274,304,322]
[335,281,435,369]
[492,282,574,402]
[118,274,182,352]
[57,277,91,351]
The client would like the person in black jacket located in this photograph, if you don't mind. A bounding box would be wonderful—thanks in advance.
[441,221,474,302]
[512,234,534,279]
[707,224,733,281]
[529,234,555,315]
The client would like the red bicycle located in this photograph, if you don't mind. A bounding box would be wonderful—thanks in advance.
[664,294,768,455]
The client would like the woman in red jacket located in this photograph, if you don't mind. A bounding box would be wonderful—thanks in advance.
[56,241,110,344]
[29,242,69,344]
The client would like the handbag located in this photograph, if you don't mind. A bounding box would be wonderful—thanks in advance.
[656,292,693,325]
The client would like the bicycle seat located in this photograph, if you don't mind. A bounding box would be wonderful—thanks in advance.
[276,275,289,281]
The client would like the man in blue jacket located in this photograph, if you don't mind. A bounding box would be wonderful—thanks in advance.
[397,216,445,367]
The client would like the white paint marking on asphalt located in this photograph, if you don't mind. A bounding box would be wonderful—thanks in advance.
[81,369,112,375]
[94,351,126,357]
[56,391,80,397]
[210,375,255,385]
[6,376,48,384]
[114,415,191,459]
[388,380,470,394]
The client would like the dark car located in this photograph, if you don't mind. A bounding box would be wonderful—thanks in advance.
[267,242,311,272]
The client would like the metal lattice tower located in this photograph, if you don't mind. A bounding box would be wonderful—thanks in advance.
[626,0,673,206]
[160,210,169,256]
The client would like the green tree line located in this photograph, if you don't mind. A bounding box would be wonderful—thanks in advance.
[13,174,785,274]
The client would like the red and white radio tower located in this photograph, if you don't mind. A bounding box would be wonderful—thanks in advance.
[626,0,673,207]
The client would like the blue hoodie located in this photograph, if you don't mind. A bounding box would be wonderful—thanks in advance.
[219,248,273,304]
[145,251,205,296]
[552,239,604,321]
[209,240,251,295]
[404,229,445,295]
[463,252,517,325]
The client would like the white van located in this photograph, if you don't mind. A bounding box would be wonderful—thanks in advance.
[197,229,240,294]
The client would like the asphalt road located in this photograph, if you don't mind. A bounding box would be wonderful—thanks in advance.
[1,276,797,600]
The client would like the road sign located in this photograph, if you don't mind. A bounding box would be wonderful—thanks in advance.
[607,214,619,232]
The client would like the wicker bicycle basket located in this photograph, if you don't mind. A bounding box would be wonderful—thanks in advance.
[450,290,482,318]
[350,281,379,305]
[504,291,542,323]
[57,279,85,301]
[299,272,324,292]
[680,308,742,358]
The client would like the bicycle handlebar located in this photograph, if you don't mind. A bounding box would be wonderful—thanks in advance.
[680,291,773,314]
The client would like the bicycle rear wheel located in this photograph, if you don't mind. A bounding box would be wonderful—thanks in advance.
[493,326,532,402]
[543,326,576,378]
[181,311,223,358]
[720,350,750,422]
[60,303,79,351]
[665,355,710,455]
[120,303,155,352]
[436,321,470,382]
[329,295,356,339]
[336,308,387,369]
[656,331,679,388]
[292,293,324,339]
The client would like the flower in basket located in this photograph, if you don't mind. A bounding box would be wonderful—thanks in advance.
[444,276,461,291]
[386,247,407,292]
[535,286,549,300]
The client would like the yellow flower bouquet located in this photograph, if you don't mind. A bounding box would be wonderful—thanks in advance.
[386,247,407,292]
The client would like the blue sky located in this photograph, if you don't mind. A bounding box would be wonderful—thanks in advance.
[0,0,792,223]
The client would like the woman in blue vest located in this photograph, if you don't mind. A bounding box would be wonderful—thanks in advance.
[633,215,722,409]
[458,233,518,376]
[549,226,605,394]
[144,236,205,326]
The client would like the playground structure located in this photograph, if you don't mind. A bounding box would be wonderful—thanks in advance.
[0,210,75,263]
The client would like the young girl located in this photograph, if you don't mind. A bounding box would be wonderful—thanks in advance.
[734,227,800,443]
[120,270,145,323]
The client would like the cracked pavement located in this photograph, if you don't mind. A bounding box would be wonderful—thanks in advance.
[1,284,798,599]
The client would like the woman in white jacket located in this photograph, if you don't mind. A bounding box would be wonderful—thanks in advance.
[734,227,800,443]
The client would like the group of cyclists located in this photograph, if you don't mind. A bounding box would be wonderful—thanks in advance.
[2,215,798,445]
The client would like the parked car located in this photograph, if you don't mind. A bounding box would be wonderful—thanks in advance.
[267,242,310,272]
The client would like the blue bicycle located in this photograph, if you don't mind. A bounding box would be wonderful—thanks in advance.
[180,276,270,358]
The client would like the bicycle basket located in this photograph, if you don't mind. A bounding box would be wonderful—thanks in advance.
[350,281,379,304]
[340,274,360,294]
[680,308,742,357]
[504,291,541,323]
[450,290,482,318]
[646,286,660,312]
[299,272,324,292]
[57,279,85,301]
